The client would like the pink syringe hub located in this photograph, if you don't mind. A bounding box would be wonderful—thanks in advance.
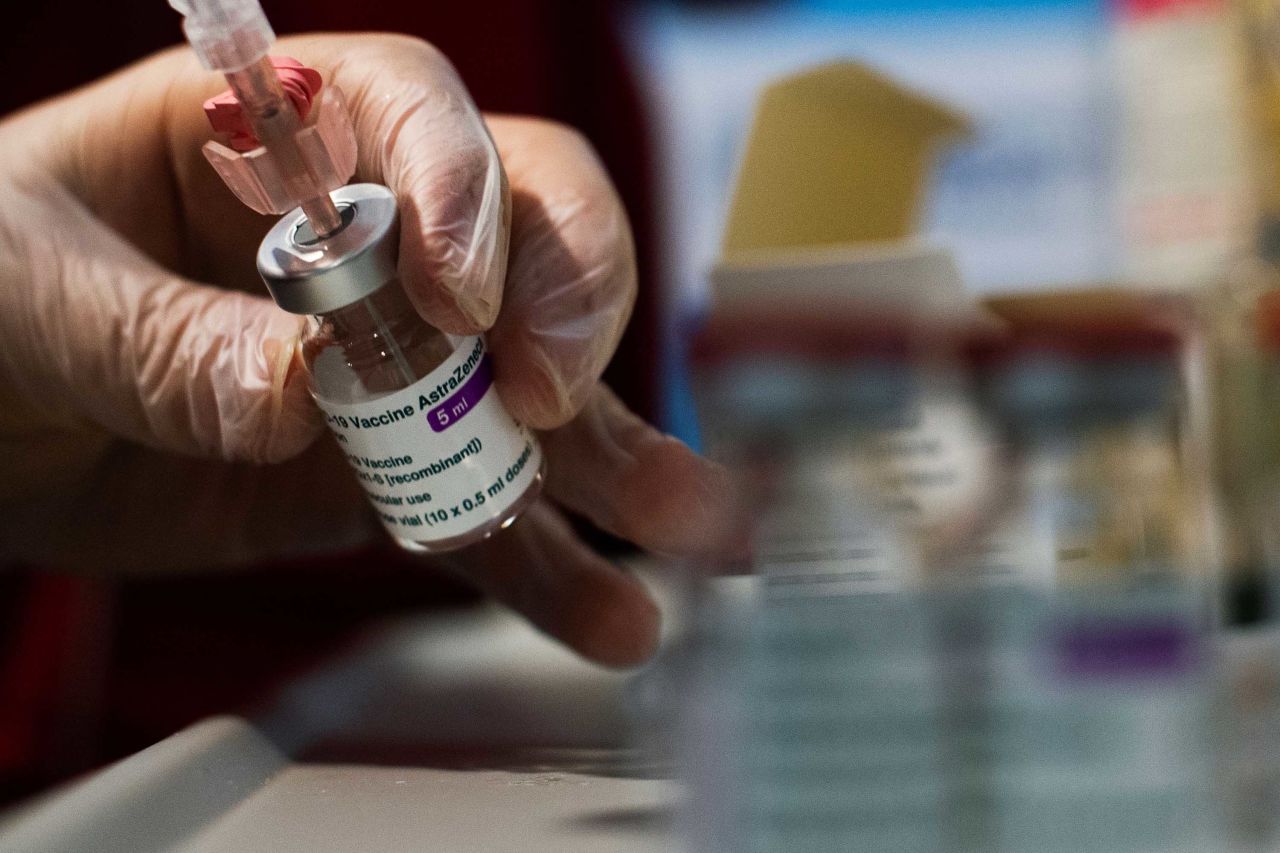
[171,1,352,235]
[201,60,357,217]
[204,57,322,152]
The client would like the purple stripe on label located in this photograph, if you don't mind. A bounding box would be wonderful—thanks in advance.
[427,355,493,433]
[1053,619,1201,681]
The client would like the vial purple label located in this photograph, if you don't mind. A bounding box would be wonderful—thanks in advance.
[1053,619,1201,681]
[427,355,494,432]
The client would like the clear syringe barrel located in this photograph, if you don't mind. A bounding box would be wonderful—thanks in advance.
[171,0,343,237]
[223,58,344,236]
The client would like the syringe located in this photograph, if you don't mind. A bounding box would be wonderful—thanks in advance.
[170,0,351,237]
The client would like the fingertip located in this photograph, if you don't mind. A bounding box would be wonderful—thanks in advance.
[398,243,502,334]
[620,438,737,557]
[396,275,499,336]
[458,500,661,667]
[397,271,490,335]
[252,333,325,464]
[568,572,662,668]
[175,294,320,465]
[259,363,325,464]
[391,140,508,334]
[396,206,502,335]
[494,346,575,430]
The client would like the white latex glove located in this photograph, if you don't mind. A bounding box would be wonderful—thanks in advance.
[0,34,733,666]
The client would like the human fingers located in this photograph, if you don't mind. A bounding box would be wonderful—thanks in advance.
[440,498,662,667]
[540,385,737,556]
[0,173,320,464]
[483,116,636,429]
[287,34,510,334]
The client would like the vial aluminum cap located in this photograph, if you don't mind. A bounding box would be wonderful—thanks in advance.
[256,183,399,315]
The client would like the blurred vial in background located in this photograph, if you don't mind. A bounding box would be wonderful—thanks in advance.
[1205,247,1280,622]
[1206,290,1280,853]
[691,309,923,590]
[685,311,975,852]
[973,320,1207,587]
[1217,626,1280,851]
[1247,289,1280,600]
[970,320,1218,853]
[674,309,1233,853]
[691,309,1000,590]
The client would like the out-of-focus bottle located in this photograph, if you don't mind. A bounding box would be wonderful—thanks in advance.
[1251,291,1280,580]
[1206,245,1280,621]
[692,310,921,589]
[976,321,1204,586]
[692,309,998,589]
[688,309,1000,853]
[1206,273,1280,853]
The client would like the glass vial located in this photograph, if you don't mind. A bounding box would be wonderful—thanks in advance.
[257,183,543,551]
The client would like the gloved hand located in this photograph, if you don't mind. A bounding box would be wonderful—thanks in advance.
[0,34,733,667]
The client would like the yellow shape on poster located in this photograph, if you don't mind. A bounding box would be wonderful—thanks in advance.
[723,61,970,258]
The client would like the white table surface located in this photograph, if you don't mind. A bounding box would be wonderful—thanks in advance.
[0,570,705,853]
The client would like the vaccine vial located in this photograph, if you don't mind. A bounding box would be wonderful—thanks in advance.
[257,183,544,552]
